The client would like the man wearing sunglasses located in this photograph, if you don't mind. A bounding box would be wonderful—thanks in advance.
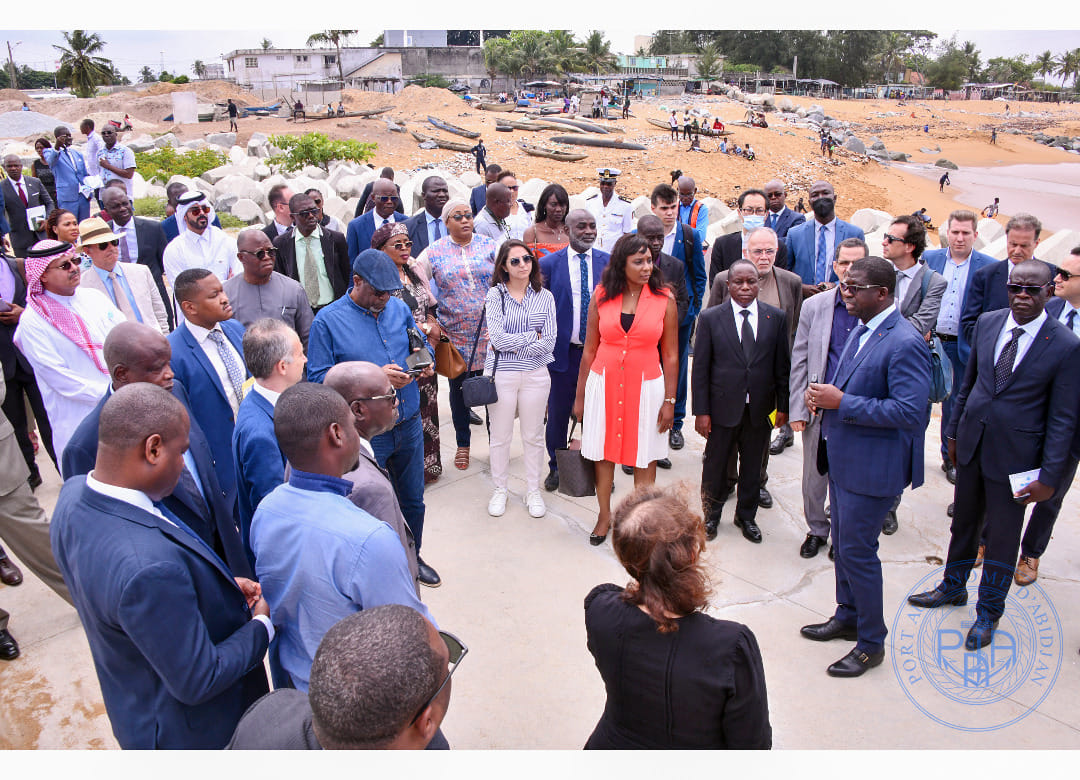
[225,230,313,347]
[273,193,350,313]
[163,191,241,287]
[909,260,1080,652]
[228,605,459,750]
[347,179,407,262]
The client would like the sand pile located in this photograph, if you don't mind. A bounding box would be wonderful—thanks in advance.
[392,86,462,115]
[0,110,69,138]
[0,89,30,102]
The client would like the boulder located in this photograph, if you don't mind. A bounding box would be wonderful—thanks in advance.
[323,194,350,224]
[843,137,866,155]
[199,164,236,186]
[934,158,959,170]
[301,165,328,180]
[230,198,266,225]
[630,195,652,221]
[977,218,1004,245]
[716,210,742,235]
[568,194,588,213]
[126,134,156,153]
[334,174,368,200]
[247,132,269,158]
[888,151,910,162]
[215,174,268,211]
[153,133,178,149]
[460,171,482,188]
[215,194,239,214]
[795,106,807,118]
[918,146,936,154]
[166,174,199,194]
[253,163,271,181]
[1027,229,1080,264]
[517,178,550,209]
[144,183,168,201]
[181,139,207,151]
[205,132,236,149]
[870,140,886,152]
[701,197,731,224]
[227,145,247,165]
[850,208,894,234]
[343,197,361,218]
[776,96,794,112]
[130,172,150,200]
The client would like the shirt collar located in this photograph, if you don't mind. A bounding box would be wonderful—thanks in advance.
[1006,310,1047,337]
[895,262,919,279]
[734,298,758,317]
[185,320,225,344]
[426,211,441,225]
[357,436,374,459]
[288,467,354,496]
[44,289,76,307]
[864,303,897,333]
[252,381,281,407]
[295,223,322,242]
[816,217,837,231]
[86,471,166,521]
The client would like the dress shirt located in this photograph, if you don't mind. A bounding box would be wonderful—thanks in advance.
[935,252,971,336]
[92,263,142,322]
[473,208,514,246]
[825,291,861,384]
[662,223,677,256]
[110,216,141,264]
[679,200,709,249]
[98,144,136,197]
[184,321,245,417]
[251,381,281,407]
[994,310,1046,366]
[856,303,897,355]
[483,283,557,373]
[894,262,919,308]
[569,247,598,344]
[814,219,837,284]
[162,227,240,285]
[358,435,375,460]
[0,256,17,301]
[222,271,313,348]
[271,220,292,237]
[425,211,445,246]
[249,468,433,692]
[733,299,759,401]
[84,131,104,177]
[293,225,334,307]
[1057,301,1080,337]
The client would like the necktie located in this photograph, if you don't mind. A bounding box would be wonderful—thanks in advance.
[770,212,778,231]
[302,235,321,306]
[578,253,590,342]
[433,218,443,241]
[16,180,27,206]
[896,269,905,303]
[740,309,755,362]
[207,329,246,406]
[1066,309,1076,333]
[117,227,132,263]
[994,327,1024,393]
[816,225,828,284]
[837,323,869,376]
[176,465,210,524]
[108,271,139,322]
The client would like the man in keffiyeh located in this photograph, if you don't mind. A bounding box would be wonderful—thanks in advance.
[162,190,241,289]
[13,240,123,458]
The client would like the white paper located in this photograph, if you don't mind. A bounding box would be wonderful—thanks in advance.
[25,204,46,233]
[1008,468,1040,496]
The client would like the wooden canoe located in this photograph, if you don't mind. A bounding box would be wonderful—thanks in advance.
[517,141,588,162]
[410,130,475,153]
[529,116,609,134]
[477,102,518,112]
[547,135,646,151]
[647,117,731,136]
[427,116,480,139]
[495,118,578,132]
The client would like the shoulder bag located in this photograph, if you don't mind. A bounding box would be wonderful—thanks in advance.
[921,268,953,403]
[460,291,504,407]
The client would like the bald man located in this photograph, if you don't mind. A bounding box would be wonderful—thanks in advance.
[51,383,271,748]
[473,182,518,246]
[763,179,805,240]
[224,229,313,346]
[677,175,709,255]
[3,153,54,257]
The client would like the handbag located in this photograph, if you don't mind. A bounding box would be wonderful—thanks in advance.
[433,334,466,379]
[460,293,504,408]
[920,270,953,403]
[556,420,596,497]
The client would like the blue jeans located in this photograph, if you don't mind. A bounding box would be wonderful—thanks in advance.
[371,413,426,552]
[938,339,964,462]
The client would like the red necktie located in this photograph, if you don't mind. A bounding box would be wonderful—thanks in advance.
[16,180,27,206]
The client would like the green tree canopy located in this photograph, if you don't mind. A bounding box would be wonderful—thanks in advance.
[306,29,357,85]
[54,30,114,98]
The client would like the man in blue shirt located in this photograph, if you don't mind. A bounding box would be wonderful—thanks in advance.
[307,249,440,587]
[251,382,435,691]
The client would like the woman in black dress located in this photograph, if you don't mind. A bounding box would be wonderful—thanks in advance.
[584,485,772,749]
[32,138,57,206]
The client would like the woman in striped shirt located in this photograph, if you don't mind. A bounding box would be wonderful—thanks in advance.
[484,240,557,519]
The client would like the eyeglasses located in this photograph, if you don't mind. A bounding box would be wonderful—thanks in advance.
[410,630,468,725]
[353,386,398,403]
[448,213,473,222]
[291,208,319,218]
[1056,268,1075,281]
[882,234,909,244]
[748,248,776,257]
[48,259,77,272]
[90,240,120,250]
[740,206,768,216]
[508,255,533,267]
[839,281,884,294]
[186,204,212,215]
[374,194,396,203]
[239,247,278,260]
[388,240,413,250]
[1006,283,1051,296]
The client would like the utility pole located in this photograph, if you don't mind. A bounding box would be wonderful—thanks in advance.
[6,41,19,90]
[160,51,165,76]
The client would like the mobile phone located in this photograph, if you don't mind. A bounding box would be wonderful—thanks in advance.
[0,299,11,313]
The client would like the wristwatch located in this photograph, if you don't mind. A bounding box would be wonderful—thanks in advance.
[421,323,431,335]
[664,397,676,405]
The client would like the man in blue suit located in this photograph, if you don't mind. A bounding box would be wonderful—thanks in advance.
[167,269,249,506]
[785,180,865,296]
[405,176,449,258]
[922,209,995,476]
[470,164,501,216]
[909,260,1080,650]
[800,257,931,677]
[42,125,90,221]
[346,179,407,260]
[51,383,270,748]
[764,179,806,240]
[539,209,609,491]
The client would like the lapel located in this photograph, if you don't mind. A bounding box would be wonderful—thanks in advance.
[180,322,231,405]
[900,264,922,313]
[716,301,744,361]
[835,310,898,389]
[223,320,246,361]
[996,315,1057,395]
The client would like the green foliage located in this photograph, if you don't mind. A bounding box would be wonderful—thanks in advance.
[139,66,156,83]
[192,60,207,79]
[267,132,376,173]
[370,33,384,47]
[260,38,273,50]
[172,75,190,84]
[695,43,722,83]
[216,212,247,229]
[0,65,58,90]
[159,71,173,82]
[133,197,167,218]
[54,30,114,98]
[406,73,451,89]
[134,147,227,183]
[306,30,356,84]
[727,63,760,73]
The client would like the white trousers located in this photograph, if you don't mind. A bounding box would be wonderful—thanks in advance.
[488,366,551,491]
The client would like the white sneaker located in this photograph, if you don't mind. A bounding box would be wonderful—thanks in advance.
[524,489,546,518]
[488,488,508,517]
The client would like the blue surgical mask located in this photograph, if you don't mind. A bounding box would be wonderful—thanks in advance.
[742,215,765,231]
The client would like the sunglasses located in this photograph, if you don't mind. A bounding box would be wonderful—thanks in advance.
[389,240,413,250]
[49,259,78,272]
[448,213,473,222]
[410,631,468,725]
[90,239,120,250]
[352,386,398,403]
[508,255,533,267]
[374,194,396,203]
[882,234,909,244]
[240,247,278,260]
[186,204,212,215]
[838,281,883,293]
[292,208,319,218]
[1006,282,1051,296]
[1056,268,1075,281]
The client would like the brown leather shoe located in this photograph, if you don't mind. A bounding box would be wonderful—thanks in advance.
[0,556,22,587]
[974,544,985,568]
[1014,555,1039,586]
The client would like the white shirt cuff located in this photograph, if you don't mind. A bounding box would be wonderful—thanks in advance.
[252,614,275,643]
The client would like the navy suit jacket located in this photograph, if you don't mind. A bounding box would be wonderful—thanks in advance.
[540,246,610,373]
[346,210,407,261]
[405,210,437,258]
[822,309,931,497]
[50,477,269,749]
[959,258,1057,361]
[470,184,487,216]
[668,223,706,322]
[946,309,1080,489]
[232,390,286,570]
[59,381,252,580]
[1045,297,1080,459]
[923,247,995,363]
[786,218,866,285]
[168,319,248,505]
[767,206,805,240]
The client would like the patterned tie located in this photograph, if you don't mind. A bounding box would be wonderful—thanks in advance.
[578,253,590,342]
[433,218,443,241]
[108,271,139,322]
[117,227,132,263]
[994,327,1024,393]
[816,224,828,284]
[302,235,321,306]
[1067,309,1076,333]
[206,329,246,406]
[16,180,27,206]
[740,309,755,362]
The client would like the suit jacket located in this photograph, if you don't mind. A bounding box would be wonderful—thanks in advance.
[1045,297,1080,460]
[469,184,487,216]
[923,247,995,363]
[262,221,292,243]
[946,309,1080,489]
[2,175,54,256]
[111,216,174,330]
[0,256,33,381]
[50,477,268,749]
[822,309,931,497]
[668,222,706,323]
[162,212,222,243]
[785,218,866,285]
[708,231,789,286]
[405,209,438,258]
[959,258,1057,361]
[232,390,286,570]
[78,261,170,334]
[43,146,88,202]
[788,286,840,424]
[354,182,404,218]
[655,251,688,325]
[767,206,805,240]
[897,263,946,337]
[539,246,610,373]
[346,210,407,261]
[273,226,351,302]
[708,265,803,347]
[691,300,790,427]
[168,319,248,504]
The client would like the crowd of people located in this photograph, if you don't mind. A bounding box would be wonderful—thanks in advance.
[1,118,1079,749]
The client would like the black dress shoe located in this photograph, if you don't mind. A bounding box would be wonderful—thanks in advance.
[965,616,999,651]
[825,503,831,519]
[669,429,684,450]
[705,519,719,542]
[621,465,634,475]
[800,616,858,642]
[757,488,773,509]
[543,470,559,492]
[800,534,827,559]
[0,628,18,661]
[656,457,672,470]
[417,558,441,588]
[734,516,762,543]
[828,545,835,561]
[0,556,23,587]
[945,466,957,485]
[469,410,483,426]
[882,510,898,535]
[907,585,967,608]
[589,533,606,546]
[947,502,954,517]
[827,648,884,677]
[27,467,43,492]
[769,432,794,455]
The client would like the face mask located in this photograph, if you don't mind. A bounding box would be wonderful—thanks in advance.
[742,214,765,231]
[811,198,835,220]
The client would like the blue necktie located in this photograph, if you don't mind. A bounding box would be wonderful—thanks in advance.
[1067,309,1076,333]
[207,329,245,406]
[153,501,223,566]
[578,253,590,342]
[815,225,828,284]
[433,218,443,241]
[770,212,779,231]
[836,323,869,378]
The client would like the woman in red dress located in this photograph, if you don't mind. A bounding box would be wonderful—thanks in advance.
[572,234,679,545]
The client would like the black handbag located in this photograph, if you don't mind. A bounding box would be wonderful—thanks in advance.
[460,293,503,408]
[556,420,596,497]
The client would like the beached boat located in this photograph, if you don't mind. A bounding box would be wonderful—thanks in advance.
[426,116,480,139]
[303,106,394,121]
[477,102,518,112]
[410,130,475,153]
[528,116,609,134]
[547,135,646,151]
[495,118,573,132]
[647,117,732,136]
[517,141,588,162]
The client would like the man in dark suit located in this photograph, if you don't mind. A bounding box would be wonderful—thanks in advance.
[262,184,295,241]
[801,257,931,677]
[909,261,1080,650]
[539,209,609,492]
[3,155,55,257]
[346,179,407,261]
[102,187,174,329]
[709,189,789,285]
[60,322,251,578]
[693,258,790,545]
[51,383,270,748]
[161,182,221,243]
[639,216,688,324]
[355,167,403,218]
[272,193,350,312]
[405,176,450,259]
[764,179,806,240]
[469,164,502,216]
[785,180,866,296]
[167,269,249,506]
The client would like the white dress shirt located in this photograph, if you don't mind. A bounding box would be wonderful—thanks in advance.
[733,299,758,401]
[110,216,141,265]
[162,226,240,285]
[1057,301,1080,337]
[662,223,678,256]
[894,263,919,308]
[994,310,1046,367]
[567,247,598,344]
[251,381,281,407]
[84,131,104,177]
[184,321,245,417]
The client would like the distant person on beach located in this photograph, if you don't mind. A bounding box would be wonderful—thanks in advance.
[795,198,806,214]
[337,101,345,116]
[470,139,487,176]
[227,99,238,132]
[990,128,997,144]
[982,198,1000,218]
[939,172,950,192]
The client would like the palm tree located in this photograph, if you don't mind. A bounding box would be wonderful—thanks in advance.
[581,30,618,75]
[1035,50,1055,84]
[1054,50,1078,88]
[54,30,113,99]
[876,31,910,82]
[483,37,513,93]
[961,41,982,82]
[695,42,722,87]
[260,38,274,50]
[546,30,580,78]
[506,30,554,84]
[306,29,357,86]
[192,60,207,80]
[139,65,156,83]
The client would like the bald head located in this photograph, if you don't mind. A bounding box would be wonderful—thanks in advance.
[103,322,174,391]
[237,229,271,253]
[324,361,386,401]
[98,383,187,454]
[566,209,597,253]
[485,182,512,220]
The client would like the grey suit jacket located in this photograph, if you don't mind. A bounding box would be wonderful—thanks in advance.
[707,265,803,347]
[2,176,55,257]
[79,261,170,334]
[788,286,839,424]
[898,262,946,337]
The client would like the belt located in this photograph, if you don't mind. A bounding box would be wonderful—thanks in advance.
[937,333,958,342]
[569,343,585,350]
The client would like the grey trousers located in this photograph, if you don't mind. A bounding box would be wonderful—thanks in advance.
[0,481,71,606]
[800,417,830,539]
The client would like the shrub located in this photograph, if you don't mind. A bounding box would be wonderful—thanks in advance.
[133,196,168,218]
[267,131,376,173]
[134,146,227,183]
[217,212,247,229]
[172,75,190,84]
